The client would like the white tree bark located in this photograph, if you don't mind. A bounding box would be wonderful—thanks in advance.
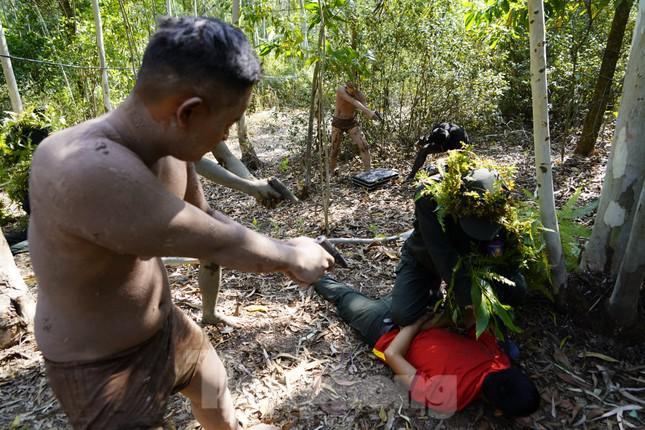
[580,1,645,276]
[527,0,567,294]
[91,0,112,112]
[0,20,23,113]
[166,0,172,16]
[0,231,34,349]
[608,182,645,327]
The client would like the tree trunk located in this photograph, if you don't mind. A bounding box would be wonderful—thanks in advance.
[528,0,568,294]
[299,0,308,52]
[580,0,645,276]
[608,182,645,327]
[166,0,173,15]
[0,21,23,113]
[317,4,330,233]
[91,0,112,112]
[304,61,320,191]
[0,231,35,349]
[233,0,261,170]
[575,0,634,156]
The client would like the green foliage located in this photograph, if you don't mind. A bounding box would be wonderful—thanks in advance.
[0,106,55,208]
[278,156,290,173]
[420,148,550,337]
[557,188,597,271]
[416,146,515,227]
[463,0,633,127]
[0,0,634,154]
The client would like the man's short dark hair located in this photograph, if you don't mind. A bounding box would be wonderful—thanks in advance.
[136,16,262,100]
[482,367,540,417]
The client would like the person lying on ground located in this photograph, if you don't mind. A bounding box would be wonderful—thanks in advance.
[392,167,527,328]
[28,16,333,430]
[313,275,540,418]
[330,82,382,173]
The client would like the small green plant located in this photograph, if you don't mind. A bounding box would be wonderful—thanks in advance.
[419,147,550,338]
[278,157,290,174]
[250,217,259,231]
[557,188,597,271]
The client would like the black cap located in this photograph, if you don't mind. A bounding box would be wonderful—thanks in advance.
[458,168,503,241]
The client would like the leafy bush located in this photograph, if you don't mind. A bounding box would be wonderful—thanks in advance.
[0,107,54,211]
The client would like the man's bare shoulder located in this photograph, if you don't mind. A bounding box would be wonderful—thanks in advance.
[33,120,147,182]
[30,119,155,219]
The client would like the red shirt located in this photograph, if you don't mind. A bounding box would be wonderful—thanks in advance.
[373,328,510,413]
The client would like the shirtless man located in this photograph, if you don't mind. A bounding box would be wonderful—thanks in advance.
[330,82,381,172]
[28,17,333,430]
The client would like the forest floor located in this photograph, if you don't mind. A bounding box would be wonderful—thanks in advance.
[1,109,644,429]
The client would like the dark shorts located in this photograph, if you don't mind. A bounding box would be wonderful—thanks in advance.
[332,115,358,131]
[44,306,208,429]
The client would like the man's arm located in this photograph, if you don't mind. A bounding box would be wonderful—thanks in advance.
[414,195,471,308]
[196,142,282,207]
[336,86,379,120]
[210,141,254,180]
[42,141,332,283]
[384,314,430,386]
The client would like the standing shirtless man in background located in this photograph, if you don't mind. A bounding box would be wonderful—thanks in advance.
[28,17,332,430]
[329,82,381,173]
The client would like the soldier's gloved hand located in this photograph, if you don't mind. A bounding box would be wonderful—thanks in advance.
[248,178,283,208]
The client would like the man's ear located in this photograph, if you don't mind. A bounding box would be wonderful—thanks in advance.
[176,97,204,128]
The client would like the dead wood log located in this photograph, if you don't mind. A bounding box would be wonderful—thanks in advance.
[0,229,35,349]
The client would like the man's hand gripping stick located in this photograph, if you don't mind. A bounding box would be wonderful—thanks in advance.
[315,236,349,268]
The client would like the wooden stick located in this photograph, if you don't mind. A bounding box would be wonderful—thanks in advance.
[161,230,413,267]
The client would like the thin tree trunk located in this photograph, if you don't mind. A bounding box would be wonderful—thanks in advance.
[304,61,320,191]
[575,0,634,156]
[0,231,35,349]
[0,21,23,113]
[91,0,112,112]
[608,182,645,327]
[299,0,308,52]
[528,0,567,295]
[34,3,75,103]
[233,0,261,170]
[318,3,330,233]
[117,0,139,80]
[166,0,172,16]
[58,0,76,34]
[581,0,645,276]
